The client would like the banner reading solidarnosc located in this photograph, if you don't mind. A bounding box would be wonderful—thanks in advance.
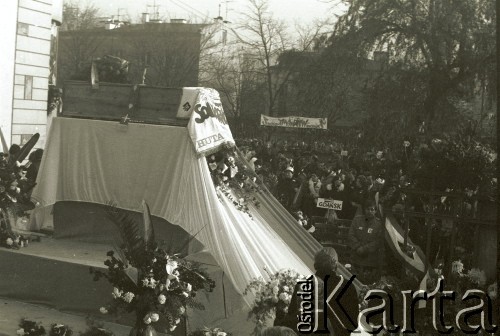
[260,115,327,130]
[180,88,235,156]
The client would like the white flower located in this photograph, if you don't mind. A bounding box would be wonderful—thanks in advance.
[175,318,181,324]
[112,287,123,298]
[165,278,171,290]
[6,238,13,246]
[152,258,157,263]
[278,292,289,302]
[141,278,150,287]
[467,268,487,286]
[16,328,25,335]
[217,333,227,336]
[147,278,158,288]
[123,292,135,303]
[150,313,159,322]
[272,286,279,295]
[158,294,166,304]
[144,316,152,325]
[99,307,108,314]
[186,283,192,292]
[169,325,177,331]
[282,285,289,292]
[451,260,464,275]
[165,259,178,274]
[182,292,189,297]
[178,306,185,314]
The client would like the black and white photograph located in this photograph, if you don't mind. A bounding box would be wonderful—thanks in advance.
[0,0,497,335]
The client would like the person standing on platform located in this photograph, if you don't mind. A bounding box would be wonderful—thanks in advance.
[348,199,384,284]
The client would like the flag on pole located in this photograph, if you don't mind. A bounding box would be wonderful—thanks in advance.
[384,214,435,308]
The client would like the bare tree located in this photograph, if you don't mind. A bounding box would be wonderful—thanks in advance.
[235,0,291,116]
[61,1,101,31]
[294,18,333,51]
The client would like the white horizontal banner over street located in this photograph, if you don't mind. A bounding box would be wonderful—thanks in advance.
[260,115,327,129]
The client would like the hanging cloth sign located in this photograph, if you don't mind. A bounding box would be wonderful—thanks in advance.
[183,88,235,156]
[260,115,327,129]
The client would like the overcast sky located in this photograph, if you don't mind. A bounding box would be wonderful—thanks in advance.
[90,0,342,25]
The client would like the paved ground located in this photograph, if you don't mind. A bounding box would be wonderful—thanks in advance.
[0,298,131,336]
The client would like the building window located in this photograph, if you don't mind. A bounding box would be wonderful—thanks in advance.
[18,22,29,36]
[24,76,33,100]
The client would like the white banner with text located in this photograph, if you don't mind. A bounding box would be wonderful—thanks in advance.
[316,198,343,210]
[186,88,235,156]
[260,115,327,129]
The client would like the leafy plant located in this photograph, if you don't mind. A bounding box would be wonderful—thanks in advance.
[90,202,215,334]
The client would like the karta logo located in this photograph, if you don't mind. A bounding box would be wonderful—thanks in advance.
[295,275,498,334]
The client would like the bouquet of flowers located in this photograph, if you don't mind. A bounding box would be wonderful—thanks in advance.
[0,222,29,248]
[244,267,305,333]
[208,149,263,219]
[90,202,215,335]
[17,319,45,336]
[188,327,231,336]
[49,323,73,336]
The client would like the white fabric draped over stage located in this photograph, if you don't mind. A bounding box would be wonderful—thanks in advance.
[31,117,320,308]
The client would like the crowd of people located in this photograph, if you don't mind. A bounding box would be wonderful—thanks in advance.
[233,128,497,284]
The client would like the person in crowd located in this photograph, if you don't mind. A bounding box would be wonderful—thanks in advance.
[371,176,386,217]
[8,144,21,168]
[331,178,356,220]
[348,199,384,284]
[304,154,320,176]
[302,173,322,217]
[25,148,43,182]
[281,247,359,336]
[276,166,299,210]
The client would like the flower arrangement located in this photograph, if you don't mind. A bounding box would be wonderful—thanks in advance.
[0,148,37,249]
[207,149,263,219]
[0,221,29,248]
[450,259,489,291]
[17,319,46,336]
[90,203,215,335]
[49,324,73,336]
[188,327,231,336]
[244,267,305,333]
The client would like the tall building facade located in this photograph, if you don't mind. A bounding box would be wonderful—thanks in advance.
[0,0,62,150]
